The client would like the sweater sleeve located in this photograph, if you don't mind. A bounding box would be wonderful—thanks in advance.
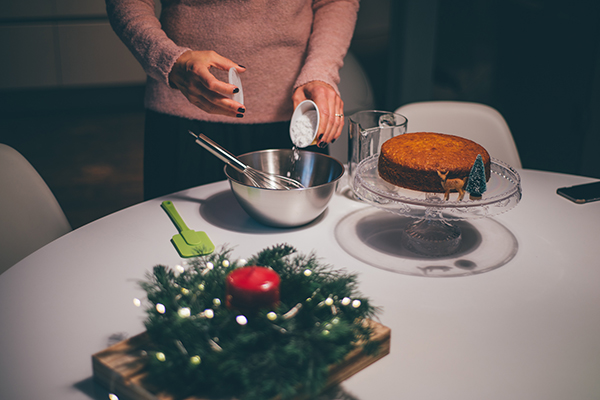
[293,0,360,95]
[105,0,190,86]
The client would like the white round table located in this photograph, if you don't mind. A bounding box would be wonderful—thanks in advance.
[1,169,599,400]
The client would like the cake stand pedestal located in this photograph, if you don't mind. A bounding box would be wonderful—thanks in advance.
[346,156,521,277]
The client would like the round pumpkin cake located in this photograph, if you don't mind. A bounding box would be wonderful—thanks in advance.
[377,132,491,192]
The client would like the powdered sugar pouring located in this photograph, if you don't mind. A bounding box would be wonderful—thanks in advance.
[290,100,319,148]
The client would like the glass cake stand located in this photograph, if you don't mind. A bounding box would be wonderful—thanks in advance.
[346,155,522,276]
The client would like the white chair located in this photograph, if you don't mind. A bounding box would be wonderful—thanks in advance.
[395,101,522,168]
[0,144,71,274]
[330,51,376,164]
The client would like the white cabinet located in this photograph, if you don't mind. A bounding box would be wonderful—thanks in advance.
[58,22,145,86]
[0,25,59,88]
[55,0,107,17]
[0,0,146,89]
[0,1,55,20]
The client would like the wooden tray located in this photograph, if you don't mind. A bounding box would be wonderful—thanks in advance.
[92,320,391,400]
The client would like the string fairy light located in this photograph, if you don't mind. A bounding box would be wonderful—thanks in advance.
[202,262,214,276]
[282,303,302,319]
[175,340,188,355]
[190,355,201,365]
[178,307,191,318]
[208,338,222,352]
[266,311,277,321]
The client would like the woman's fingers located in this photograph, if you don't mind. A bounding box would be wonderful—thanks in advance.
[293,81,344,147]
[169,50,246,117]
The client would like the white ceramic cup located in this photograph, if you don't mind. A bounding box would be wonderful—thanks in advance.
[290,100,320,148]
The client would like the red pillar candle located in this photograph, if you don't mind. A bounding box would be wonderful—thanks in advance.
[225,266,280,311]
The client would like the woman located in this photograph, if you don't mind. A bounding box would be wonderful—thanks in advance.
[106,0,359,199]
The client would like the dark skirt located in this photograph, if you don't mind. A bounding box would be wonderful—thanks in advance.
[143,110,326,200]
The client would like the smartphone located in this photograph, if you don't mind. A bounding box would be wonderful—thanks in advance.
[556,181,600,204]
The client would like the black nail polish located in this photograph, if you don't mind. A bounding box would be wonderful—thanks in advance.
[318,134,324,141]
[331,138,336,144]
[238,107,245,113]
[238,65,246,69]
[236,114,244,118]
[318,142,327,149]
[233,88,240,94]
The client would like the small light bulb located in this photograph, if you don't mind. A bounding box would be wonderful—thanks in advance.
[236,315,248,325]
[108,394,119,400]
[352,299,361,308]
[178,307,191,318]
[203,309,214,319]
[213,298,221,307]
[133,298,141,307]
[237,258,247,266]
[156,303,166,314]
[190,355,201,365]
[198,283,205,291]
[267,312,277,321]
[175,265,185,274]
[303,269,312,277]
[222,260,230,267]
[206,262,214,270]
[156,352,166,362]
[341,297,351,306]
[325,297,334,306]
[181,287,189,295]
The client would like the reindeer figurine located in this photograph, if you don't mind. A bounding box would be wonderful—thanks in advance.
[437,170,467,201]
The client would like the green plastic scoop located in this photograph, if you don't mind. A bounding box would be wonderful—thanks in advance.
[161,200,215,257]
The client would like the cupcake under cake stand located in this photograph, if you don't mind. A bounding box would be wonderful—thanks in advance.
[337,156,522,277]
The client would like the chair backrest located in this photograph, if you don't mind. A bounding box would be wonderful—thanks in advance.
[395,101,522,168]
[0,144,71,274]
[330,51,376,164]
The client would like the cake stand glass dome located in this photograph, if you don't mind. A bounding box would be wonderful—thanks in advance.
[348,155,521,276]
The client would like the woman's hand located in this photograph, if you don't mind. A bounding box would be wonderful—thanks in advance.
[293,81,344,148]
[169,50,246,118]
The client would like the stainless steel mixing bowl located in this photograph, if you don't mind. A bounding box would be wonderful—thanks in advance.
[225,149,344,228]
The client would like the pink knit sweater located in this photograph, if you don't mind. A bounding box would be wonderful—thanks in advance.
[106,0,359,123]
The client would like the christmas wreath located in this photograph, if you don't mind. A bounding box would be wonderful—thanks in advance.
[139,244,380,400]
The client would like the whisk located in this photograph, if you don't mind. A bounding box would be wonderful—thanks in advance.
[189,131,305,190]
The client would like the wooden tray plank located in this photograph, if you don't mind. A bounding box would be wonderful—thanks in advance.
[93,320,390,400]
